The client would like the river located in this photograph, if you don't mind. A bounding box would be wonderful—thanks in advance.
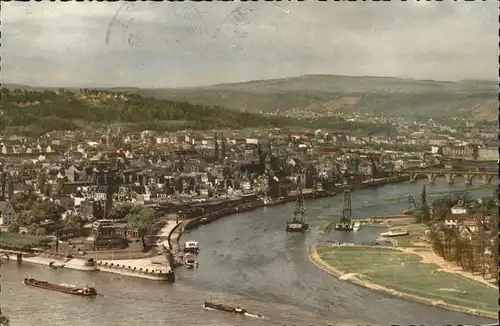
[2,178,497,326]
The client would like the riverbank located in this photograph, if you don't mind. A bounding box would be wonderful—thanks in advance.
[15,220,179,281]
[307,243,497,319]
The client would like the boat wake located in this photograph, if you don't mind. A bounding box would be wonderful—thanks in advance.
[244,312,265,319]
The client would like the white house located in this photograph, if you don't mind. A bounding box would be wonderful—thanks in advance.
[451,204,468,215]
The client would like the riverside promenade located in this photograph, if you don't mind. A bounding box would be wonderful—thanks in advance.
[19,218,179,281]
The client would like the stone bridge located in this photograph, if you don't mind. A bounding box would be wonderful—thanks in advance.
[398,168,498,185]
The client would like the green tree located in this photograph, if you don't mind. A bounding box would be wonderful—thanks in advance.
[52,179,65,197]
[35,227,46,236]
[420,185,431,223]
[27,223,40,235]
[43,184,52,197]
[65,214,85,229]
[23,161,34,170]
[14,211,33,226]
[37,173,47,191]
[6,223,19,234]
[127,208,157,250]
[31,201,62,223]
[108,203,134,220]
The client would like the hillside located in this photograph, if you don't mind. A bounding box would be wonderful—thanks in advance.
[134,75,497,121]
[0,88,286,137]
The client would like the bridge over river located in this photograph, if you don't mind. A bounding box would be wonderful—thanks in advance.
[400,167,498,185]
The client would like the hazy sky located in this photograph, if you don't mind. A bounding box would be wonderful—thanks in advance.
[2,1,497,88]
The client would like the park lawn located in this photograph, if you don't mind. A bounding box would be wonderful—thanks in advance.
[317,245,497,314]
[0,233,51,250]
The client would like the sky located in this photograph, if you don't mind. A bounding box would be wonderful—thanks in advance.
[1,1,498,88]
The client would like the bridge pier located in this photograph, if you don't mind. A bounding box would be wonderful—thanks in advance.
[16,253,22,262]
[478,175,488,185]
[445,174,453,185]
[427,174,435,185]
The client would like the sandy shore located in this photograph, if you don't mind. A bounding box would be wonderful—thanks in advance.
[398,246,497,289]
[307,244,496,319]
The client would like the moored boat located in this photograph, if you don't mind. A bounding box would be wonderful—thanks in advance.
[184,253,198,269]
[380,229,409,237]
[353,221,361,231]
[183,240,200,254]
[23,278,98,297]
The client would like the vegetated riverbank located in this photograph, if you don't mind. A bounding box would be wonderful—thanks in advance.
[307,244,497,319]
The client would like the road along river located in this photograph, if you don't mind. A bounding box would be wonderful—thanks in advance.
[2,178,497,326]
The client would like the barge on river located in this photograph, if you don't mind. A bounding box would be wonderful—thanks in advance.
[23,278,98,297]
[203,301,263,318]
[203,301,247,314]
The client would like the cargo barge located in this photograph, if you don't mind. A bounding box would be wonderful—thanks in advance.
[23,278,98,297]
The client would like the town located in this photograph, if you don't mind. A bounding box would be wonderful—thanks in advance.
[0,90,497,289]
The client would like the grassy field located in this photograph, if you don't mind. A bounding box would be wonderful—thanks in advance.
[316,245,497,314]
[0,233,51,250]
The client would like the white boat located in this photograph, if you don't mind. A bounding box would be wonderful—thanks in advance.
[184,253,198,269]
[183,240,200,253]
[380,229,409,237]
[353,221,361,231]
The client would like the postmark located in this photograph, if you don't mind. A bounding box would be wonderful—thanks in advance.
[105,2,209,50]
[209,2,294,55]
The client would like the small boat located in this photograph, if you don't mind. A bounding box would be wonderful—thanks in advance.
[335,221,354,231]
[183,240,200,254]
[203,301,246,315]
[353,221,361,231]
[380,229,409,237]
[184,253,198,269]
[23,278,98,297]
[48,261,64,269]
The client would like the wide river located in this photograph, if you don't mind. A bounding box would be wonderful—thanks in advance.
[3,178,497,326]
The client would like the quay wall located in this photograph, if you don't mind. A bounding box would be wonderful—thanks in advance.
[94,260,174,281]
[167,222,183,251]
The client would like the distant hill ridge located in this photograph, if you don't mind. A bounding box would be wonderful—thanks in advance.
[3,74,496,126]
[112,74,496,121]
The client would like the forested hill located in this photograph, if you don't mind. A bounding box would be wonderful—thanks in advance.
[0,88,284,137]
[137,75,497,121]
